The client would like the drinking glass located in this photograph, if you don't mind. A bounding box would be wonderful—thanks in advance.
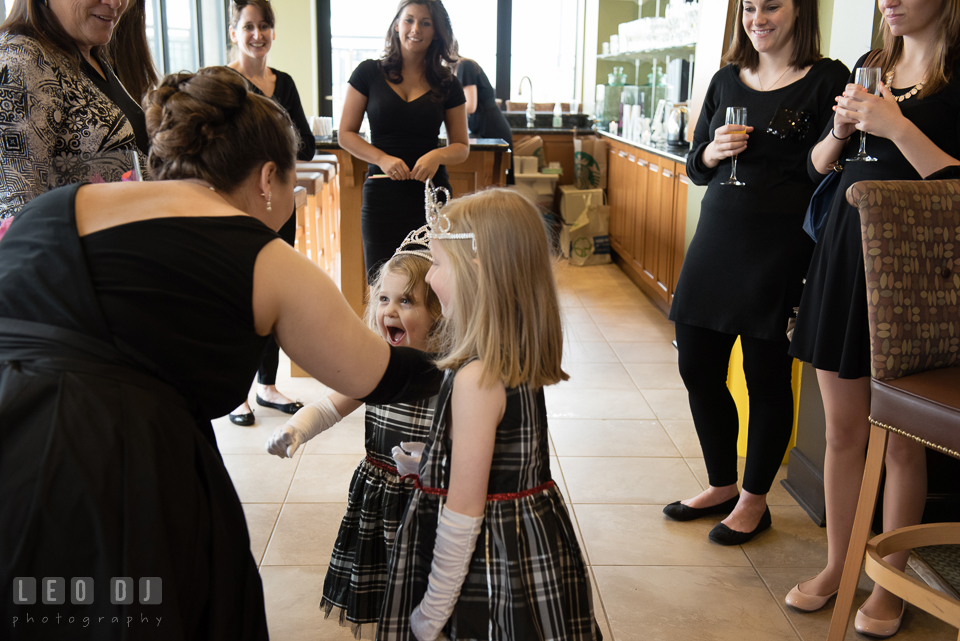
[721,106,747,186]
[847,67,881,162]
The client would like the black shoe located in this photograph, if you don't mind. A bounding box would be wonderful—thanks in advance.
[663,494,740,522]
[229,410,255,426]
[255,395,304,415]
[708,507,772,545]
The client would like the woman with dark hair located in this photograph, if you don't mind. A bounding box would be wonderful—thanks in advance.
[225,0,316,426]
[0,66,440,640]
[787,0,960,633]
[0,0,158,220]
[664,0,847,544]
[456,57,512,147]
[338,0,470,282]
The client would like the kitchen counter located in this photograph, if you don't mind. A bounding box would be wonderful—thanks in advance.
[598,130,690,164]
[314,135,509,152]
[510,127,595,135]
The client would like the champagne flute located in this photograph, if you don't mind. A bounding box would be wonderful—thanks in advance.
[847,67,881,162]
[721,106,747,186]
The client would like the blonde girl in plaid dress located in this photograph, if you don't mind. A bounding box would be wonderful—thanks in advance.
[378,187,600,641]
[267,239,441,639]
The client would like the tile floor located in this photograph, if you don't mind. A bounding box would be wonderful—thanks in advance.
[213,261,955,641]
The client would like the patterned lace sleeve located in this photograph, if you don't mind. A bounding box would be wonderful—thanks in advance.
[0,35,67,218]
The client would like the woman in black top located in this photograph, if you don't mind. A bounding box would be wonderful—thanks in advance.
[456,57,512,147]
[665,0,847,545]
[227,0,316,425]
[786,1,960,632]
[339,0,469,282]
[0,66,440,641]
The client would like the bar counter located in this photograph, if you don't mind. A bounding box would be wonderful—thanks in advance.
[315,136,510,317]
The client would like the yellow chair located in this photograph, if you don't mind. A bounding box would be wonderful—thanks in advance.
[827,178,960,641]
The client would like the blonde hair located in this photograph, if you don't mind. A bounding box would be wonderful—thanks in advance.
[433,188,568,389]
[364,253,443,351]
[868,0,960,99]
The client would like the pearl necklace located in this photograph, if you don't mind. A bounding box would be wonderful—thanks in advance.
[885,69,924,102]
[757,66,790,92]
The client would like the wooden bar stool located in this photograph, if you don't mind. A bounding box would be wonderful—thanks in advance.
[827,177,960,641]
[297,161,338,275]
[293,185,307,259]
[296,171,324,268]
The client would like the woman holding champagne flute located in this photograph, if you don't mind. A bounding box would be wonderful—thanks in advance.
[666,0,847,544]
[787,0,960,635]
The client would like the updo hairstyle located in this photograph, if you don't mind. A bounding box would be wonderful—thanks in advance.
[142,66,298,192]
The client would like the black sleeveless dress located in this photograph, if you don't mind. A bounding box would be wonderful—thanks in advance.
[0,184,279,640]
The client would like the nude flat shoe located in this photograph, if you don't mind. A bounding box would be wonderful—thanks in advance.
[855,602,906,638]
[784,581,838,612]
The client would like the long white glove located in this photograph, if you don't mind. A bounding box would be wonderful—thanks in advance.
[266,396,342,458]
[390,441,426,476]
[409,506,484,641]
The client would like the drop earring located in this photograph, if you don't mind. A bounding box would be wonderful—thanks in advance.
[266,191,272,213]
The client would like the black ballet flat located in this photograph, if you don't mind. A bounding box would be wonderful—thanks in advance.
[708,507,772,546]
[662,494,740,522]
[255,395,304,415]
[229,410,255,426]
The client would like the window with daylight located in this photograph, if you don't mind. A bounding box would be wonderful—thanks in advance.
[146,0,229,76]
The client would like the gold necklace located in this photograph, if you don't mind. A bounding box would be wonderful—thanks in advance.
[757,66,790,91]
[885,69,924,102]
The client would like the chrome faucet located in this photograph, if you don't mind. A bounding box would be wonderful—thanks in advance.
[519,76,535,128]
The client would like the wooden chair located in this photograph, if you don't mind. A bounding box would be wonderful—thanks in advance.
[296,171,324,267]
[827,178,960,640]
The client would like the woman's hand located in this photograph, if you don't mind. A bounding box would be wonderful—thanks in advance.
[410,149,443,182]
[834,82,905,141]
[701,124,754,169]
[379,155,412,181]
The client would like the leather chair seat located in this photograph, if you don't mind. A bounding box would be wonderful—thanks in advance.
[871,368,960,457]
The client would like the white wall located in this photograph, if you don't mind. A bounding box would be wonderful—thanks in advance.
[269,0,320,117]
[826,0,876,69]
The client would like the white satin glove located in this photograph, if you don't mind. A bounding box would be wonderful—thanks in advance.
[390,441,426,476]
[409,506,484,641]
[266,396,342,458]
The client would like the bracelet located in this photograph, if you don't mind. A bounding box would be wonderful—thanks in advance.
[831,129,852,141]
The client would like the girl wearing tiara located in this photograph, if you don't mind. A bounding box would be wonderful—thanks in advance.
[267,230,442,638]
[377,185,599,641]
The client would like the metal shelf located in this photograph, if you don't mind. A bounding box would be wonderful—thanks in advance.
[597,44,696,63]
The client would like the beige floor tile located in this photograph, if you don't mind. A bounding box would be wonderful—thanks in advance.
[213,413,298,455]
[287,454,365,502]
[562,340,621,364]
[564,321,607,343]
[301,414,367,455]
[261,502,346,566]
[558,457,702,504]
[588,568,613,641]
[597,321,678,343]
[610,341,679,364]
[260,566,357,641]
[576,287,651,308]
[660,419,703,458]
[222,453,298,502]
[243,503,282,566]
[741,505,829,568]
[550,419,680,457]
[575,504,751,567]
[594,565,800,641]
[756,566,957,641]
[587,305,669,326]
[550,455,570,500]
[686,458,800,507]
[544,387,656,420]
[561,306,597,324]
[559,291,584,308]
[623,362,685,389]
[640,389,694,420]
[556,362,638,391]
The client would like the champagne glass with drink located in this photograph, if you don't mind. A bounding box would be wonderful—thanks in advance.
[847,67,881,162]
[721,106,747,186]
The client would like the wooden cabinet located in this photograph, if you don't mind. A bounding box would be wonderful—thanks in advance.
[603,136,689,315]
[512,132,575,186]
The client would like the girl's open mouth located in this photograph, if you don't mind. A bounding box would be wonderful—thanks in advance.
[387,326,406,345]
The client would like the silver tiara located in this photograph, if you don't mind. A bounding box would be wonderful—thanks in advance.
[393,225,433,262]
[424,179,476,251]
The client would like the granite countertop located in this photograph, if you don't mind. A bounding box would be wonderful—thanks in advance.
[314,135,509,152]
[598,130,689,164]
[511,127,596,135]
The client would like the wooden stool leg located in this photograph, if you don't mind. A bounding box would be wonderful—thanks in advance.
[827,423,890,641]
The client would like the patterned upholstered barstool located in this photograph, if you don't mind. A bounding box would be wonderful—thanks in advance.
[827,178,960,641]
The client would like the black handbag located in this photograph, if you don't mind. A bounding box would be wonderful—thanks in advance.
[802,162,842,242]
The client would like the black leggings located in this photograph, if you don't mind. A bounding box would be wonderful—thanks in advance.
[674,322,795,495]
[257,208,296,386]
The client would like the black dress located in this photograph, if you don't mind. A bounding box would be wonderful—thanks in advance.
[790,54,960,378]
[0,185,278,640]
[669,58,849,339]
[456,59,512,147]
[349,60,465,281]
